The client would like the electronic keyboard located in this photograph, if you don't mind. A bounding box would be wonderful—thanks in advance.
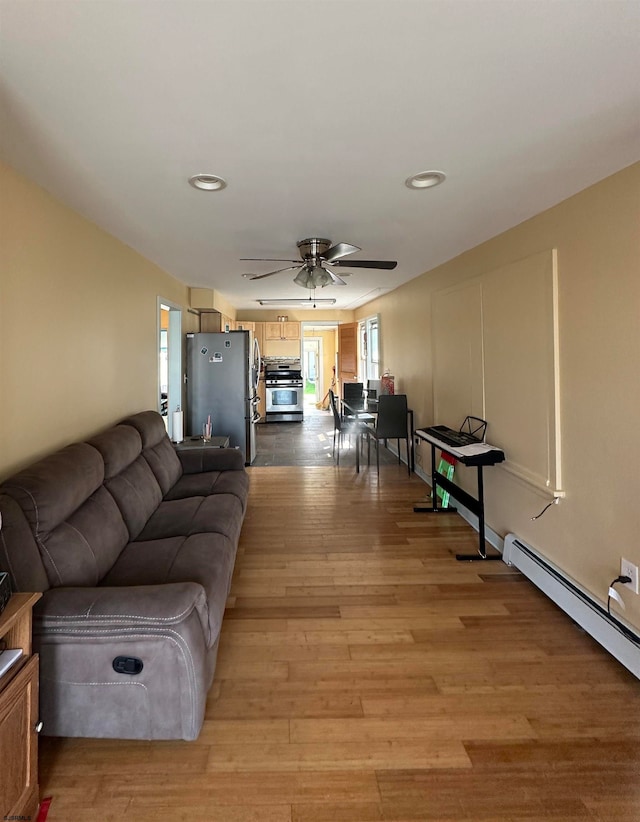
[424,425,481,448]
[416,426,505,466]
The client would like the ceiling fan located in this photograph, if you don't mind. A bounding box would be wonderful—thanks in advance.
[241,237,397,290]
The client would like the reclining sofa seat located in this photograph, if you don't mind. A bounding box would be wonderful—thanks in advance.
[0,410,248,741]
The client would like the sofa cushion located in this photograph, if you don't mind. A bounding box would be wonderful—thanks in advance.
[100,534,237,646]
[121,411,182,495]
[89,425,144,479]
[2,442,104,534]
[137,494,245,544]
[164,469,249,508]
[89,425,163,539]
[0,494,50,592]
[42,487,131,586]
[1,443,129,587]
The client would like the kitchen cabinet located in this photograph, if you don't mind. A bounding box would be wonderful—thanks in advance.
[200,313,235,333]
[235,321,255,332]
[0,593,41,822]
[253,322,265,356]
[265,321,300,341]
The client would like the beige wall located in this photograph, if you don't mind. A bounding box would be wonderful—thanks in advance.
[0,161,197,479]
[357,162,640,630]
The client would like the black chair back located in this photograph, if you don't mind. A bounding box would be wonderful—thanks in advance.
[366,379,380,400]
[329,390,342,430]
[375,394,408,438]
[343,382,364,402]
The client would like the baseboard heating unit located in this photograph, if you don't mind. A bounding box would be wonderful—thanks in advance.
[503,534,640,680]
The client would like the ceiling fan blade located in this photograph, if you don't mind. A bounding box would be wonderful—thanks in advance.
[321,242,361,263]
[249,266,300,281]
[325,268,347,286]
[331,259,398,270]
[241,258,300,263]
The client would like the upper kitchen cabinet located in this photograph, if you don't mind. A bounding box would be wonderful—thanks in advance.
[253,322,265,355]
[200,313,235,333]
[265,321,300,341]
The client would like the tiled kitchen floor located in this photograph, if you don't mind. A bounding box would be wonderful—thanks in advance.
[253,404,402,468]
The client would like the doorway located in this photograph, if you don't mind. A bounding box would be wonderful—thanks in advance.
[301,323,338,413]
[158,298,182,439]
[303,338,321,408]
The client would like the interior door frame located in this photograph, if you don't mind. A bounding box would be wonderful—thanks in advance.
[303,336,323,404]
[158,297,182,440]
[301,321,338,407]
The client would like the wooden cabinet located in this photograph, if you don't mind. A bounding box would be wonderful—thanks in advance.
[265,321,300,340]
[283,322,300,340]
[235,321,255,332]
[200,313,235,333]
[253,322,265,356]
[0,593,41,822]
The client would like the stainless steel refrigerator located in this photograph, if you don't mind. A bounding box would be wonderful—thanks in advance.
[186,331,261,465]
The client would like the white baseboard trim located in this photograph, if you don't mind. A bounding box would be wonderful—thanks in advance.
[504,534,640,680]
[409,455,640,680]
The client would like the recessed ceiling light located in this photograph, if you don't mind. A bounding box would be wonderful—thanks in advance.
[188,173,227,191]
[405,170,446,190]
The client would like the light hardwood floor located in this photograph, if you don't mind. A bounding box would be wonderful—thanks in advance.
[39,463,640,821]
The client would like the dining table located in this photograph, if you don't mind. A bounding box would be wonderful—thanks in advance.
[341,396,415,472]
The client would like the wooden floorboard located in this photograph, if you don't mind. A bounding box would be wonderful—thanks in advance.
[39,462,640,820]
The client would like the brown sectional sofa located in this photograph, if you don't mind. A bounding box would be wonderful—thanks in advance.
[0,410,248,741]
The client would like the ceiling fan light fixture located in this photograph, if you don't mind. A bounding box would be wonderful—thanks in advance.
[188,173,227,191]
[293,268,314,289]
[294,265,332,289]
[405,170,446,190]
[310,266,331,288]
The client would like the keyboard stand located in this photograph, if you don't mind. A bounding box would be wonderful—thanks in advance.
[413,429,504,561]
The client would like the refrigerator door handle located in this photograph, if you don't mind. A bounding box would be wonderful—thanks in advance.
[253,337,261,394]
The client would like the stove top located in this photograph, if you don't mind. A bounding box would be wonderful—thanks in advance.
[264,358,301,376]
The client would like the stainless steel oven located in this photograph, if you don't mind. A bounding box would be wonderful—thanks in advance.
[264,359,304,422]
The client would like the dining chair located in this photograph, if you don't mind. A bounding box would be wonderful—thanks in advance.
[365,393,411,475]
[366,379,381,400]
[329,389,368,471]
[343,382,363,396]
[341,382,364,420]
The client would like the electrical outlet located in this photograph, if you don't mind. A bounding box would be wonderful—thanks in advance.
[620,558,639,594]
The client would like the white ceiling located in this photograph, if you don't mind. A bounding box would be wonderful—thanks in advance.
[1,1,639,311]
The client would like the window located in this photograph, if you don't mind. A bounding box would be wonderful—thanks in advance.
[359,314,380,382]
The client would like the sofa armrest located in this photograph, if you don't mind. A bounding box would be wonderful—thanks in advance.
[177,446,245,474]
[33,582,213,740]
[34,582,209,639]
